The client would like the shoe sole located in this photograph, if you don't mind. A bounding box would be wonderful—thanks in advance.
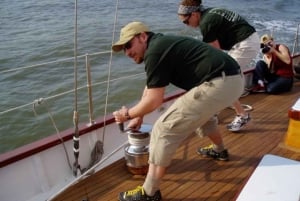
[252,91,266,93]
[196,150,229,161]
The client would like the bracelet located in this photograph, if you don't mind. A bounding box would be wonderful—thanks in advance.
[125,108,132,120]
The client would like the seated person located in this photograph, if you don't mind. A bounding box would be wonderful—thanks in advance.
[252,34,294,94]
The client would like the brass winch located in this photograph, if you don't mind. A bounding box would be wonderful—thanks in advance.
[124,124,152,175]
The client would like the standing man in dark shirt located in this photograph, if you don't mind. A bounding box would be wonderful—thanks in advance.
[112,21,243,201]
[178,0,260,133]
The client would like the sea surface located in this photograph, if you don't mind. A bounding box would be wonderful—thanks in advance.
[0,0,299,154]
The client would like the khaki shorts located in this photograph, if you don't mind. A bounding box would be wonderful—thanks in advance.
[149,73,244,166]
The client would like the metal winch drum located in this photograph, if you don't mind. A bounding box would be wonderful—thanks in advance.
[124,124,152,175]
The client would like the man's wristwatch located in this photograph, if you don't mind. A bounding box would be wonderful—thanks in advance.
[125,108,132,120]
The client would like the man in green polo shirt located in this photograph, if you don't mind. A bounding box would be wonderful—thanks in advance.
[178,0,260,133]
[112,21,243,201]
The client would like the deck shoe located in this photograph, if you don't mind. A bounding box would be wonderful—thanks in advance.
[197,145,229,161]
[250,84,266,93]
[118,186,162,201]
[227,114,251,132]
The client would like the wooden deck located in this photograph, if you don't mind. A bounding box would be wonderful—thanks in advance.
[52,80,300,201]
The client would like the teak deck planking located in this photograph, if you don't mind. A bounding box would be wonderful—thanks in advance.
[52,80,300,201]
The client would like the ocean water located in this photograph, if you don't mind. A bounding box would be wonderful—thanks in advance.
[0,0,299,154]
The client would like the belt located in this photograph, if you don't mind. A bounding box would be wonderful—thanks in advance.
[208,68,241,81]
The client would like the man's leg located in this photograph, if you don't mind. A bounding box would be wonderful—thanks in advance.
[227,33,259,132]
[118,164,163,201]
[197,127,229,161]
[227,100,251,132]
[143,164,165,195]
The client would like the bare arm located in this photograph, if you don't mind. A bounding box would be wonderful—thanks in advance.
[113,86,165,124]
[270,44,291,65]
[130,86,165,118]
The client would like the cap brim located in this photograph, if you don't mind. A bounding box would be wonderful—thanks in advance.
[112,43,125,52]
[112,37,133,52]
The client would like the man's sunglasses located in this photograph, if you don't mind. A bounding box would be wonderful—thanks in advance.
[124,34,141,51]
[182,15,191,25]
[124,40,133,50]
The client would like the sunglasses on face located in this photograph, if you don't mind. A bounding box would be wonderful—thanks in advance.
[182,15,191,25]
[124,40,133,50]
[123,34,141,51]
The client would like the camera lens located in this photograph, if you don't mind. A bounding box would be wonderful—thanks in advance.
[261,45,270,54]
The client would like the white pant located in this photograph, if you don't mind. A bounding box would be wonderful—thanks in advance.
[228,32,260,73]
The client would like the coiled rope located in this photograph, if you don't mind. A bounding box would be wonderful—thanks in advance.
[128,133,150,147]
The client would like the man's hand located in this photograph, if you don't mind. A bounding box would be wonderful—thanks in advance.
[113,106,130,123]
[127,117,143,131]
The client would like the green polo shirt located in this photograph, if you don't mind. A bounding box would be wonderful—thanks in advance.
[200,8,256,50]
[144,33,240,90]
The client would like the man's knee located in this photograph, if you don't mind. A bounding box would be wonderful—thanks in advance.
[195,115,218,137]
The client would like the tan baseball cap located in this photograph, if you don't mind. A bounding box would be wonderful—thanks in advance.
[112,21,150,52]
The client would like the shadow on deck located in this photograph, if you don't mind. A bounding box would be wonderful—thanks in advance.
[52,80,300,201]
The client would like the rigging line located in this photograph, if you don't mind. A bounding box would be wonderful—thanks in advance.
[292,23,299,55]
[100,0,121,141]
[0,51,111,74]
[32,98,73,171]
[92,72,146,86]
[85,54,95,125]
[72,0,81,177]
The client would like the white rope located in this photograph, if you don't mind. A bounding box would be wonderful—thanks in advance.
[32,98,73,171]
[128,134,150,147]
[100,0,121,141]
[228,104,253,112]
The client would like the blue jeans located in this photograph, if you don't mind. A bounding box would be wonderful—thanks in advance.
[253,60,293,94]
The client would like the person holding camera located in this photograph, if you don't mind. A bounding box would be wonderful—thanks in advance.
[177,0,259,134]
[251,34,294,94]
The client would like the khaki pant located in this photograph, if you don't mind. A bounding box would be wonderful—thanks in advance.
[149,73,244,166]
[228,32,260,72]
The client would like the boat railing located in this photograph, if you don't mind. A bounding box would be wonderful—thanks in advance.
[292,23,300,56]
[0,50,147,154]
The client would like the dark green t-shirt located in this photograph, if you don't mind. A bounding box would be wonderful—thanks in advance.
[200,8,256,50]
[144,33,240,90]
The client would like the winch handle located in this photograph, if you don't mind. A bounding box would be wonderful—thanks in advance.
[117,122,133,133]
[117,122,125,132]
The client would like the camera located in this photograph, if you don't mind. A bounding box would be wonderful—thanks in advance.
[260,42,272,54]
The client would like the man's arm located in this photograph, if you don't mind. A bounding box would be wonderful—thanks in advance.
[113,86,165,125]
[130,86,165,118]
